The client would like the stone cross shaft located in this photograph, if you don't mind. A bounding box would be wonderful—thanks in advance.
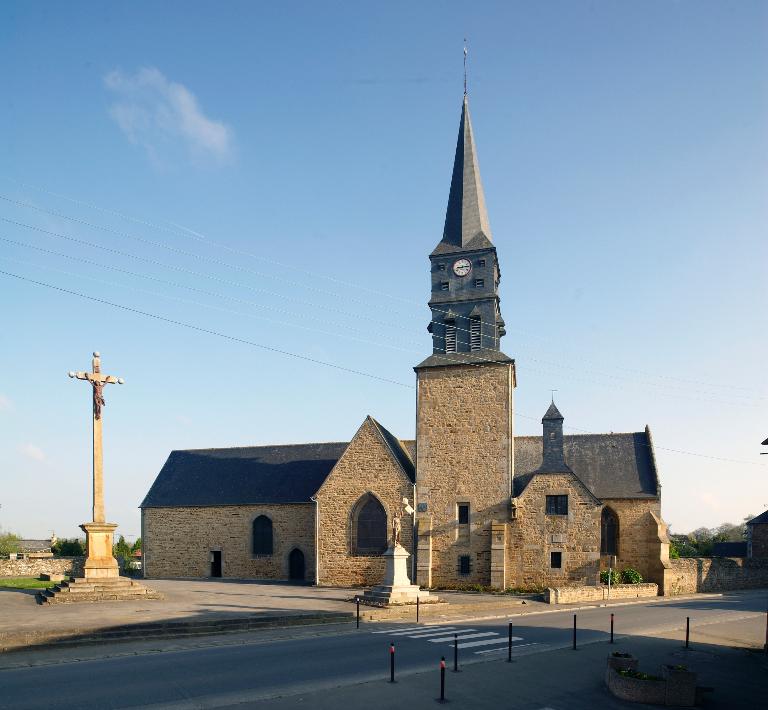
[68,352,124,524]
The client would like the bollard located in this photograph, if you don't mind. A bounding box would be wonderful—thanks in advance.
[453,633,459,672]
[439,656,446,702]
[685,617,690,649]
[356,596,360,629]
[417,595,420,623]
[573,614,577,650]
[507,621,513,663]
[765,598,768,654]
[610,613,614,644]
[390,642,395,682]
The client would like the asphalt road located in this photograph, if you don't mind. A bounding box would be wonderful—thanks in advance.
[1,593,764,709]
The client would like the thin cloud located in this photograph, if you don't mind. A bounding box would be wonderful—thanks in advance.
[20,443,46,462]
[104,67,234,164]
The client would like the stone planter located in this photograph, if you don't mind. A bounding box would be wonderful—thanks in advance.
[662,665,697,707]
[606,667,666,705]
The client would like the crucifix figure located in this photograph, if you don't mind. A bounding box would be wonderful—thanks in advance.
[68,352,124,524]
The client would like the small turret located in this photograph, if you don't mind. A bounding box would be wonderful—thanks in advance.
[540,401,571,472]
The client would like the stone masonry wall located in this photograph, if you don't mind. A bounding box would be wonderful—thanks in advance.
[663,557,768,595]
[749,524,768,558]
[0,557,84,578]
[546,583,658,604]
[316,418,414,587]
[142,504,315,580]
[508,473,601,588]
[600,498,666,585]
[415,363,514,587]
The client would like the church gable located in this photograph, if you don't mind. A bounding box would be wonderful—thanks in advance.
[315,416,414,587]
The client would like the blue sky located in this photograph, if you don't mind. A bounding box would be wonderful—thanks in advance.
[0,1,766,540]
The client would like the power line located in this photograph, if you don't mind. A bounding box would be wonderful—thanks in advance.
[1,266,764,469]
[2,183,762,397]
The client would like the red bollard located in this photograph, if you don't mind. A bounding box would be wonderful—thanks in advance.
[439,656,446,702]
[390,642,395,682]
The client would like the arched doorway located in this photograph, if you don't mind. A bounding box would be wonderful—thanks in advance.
[601,507,619,557]
[288,548,305,581]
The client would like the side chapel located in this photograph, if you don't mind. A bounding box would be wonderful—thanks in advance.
[141,93,670,590]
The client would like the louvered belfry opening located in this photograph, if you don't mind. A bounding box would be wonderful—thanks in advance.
[470,316,481,351]
[445,321,457,353]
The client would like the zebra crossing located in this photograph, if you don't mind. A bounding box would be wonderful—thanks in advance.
[370,624,532,655]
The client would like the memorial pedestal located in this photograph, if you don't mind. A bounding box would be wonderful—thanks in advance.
[361,544,435,606]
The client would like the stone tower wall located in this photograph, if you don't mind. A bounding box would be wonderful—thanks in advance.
[415,362,514,587]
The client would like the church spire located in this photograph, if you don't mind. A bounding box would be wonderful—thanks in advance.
[437,95,493,254]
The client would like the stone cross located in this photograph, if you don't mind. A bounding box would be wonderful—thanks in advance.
[68,352,124,524]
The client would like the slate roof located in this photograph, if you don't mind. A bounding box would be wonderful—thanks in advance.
[141,442,349,508]
[415,350,515,370]
[542,402,564,421]
[432,96,493,257]
[141,419,416,509]
[513,432,659,499]
[18,539,53,552]
[747,510,768,526]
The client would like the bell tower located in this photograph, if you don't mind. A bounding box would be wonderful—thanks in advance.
[415,94,516,590]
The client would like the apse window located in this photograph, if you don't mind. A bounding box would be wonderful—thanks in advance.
[546,495,568,515]
[457,503,470,525]
[550,551,562,569]
[458,555,471,576]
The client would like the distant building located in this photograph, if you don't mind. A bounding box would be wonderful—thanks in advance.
[141,92,670,590]
[746,511,768,558]
[15,535,56,559]
[711,541,747,557]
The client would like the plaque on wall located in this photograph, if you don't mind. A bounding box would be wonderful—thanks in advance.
[417,502,428,512]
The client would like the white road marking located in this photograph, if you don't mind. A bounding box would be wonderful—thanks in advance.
[387,627,458,637]
[428,632,498,643]
[474,642,538,655]
[371,626,424,634]
[457,636,523,649]
[404,628,467,638]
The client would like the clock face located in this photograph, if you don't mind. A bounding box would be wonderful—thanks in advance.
[453,258,472,277]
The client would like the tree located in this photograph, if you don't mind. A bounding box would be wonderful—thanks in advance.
[113,535,132,562]
[131,537,142,554]
[0,532,21,557]
[52,538,85,556]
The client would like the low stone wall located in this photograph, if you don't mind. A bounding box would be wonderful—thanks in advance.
[546,583,658,604]
[0,557,84,578]
[663,557,768,595]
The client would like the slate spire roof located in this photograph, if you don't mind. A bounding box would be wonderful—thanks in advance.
[543,401,564,421]
[433,95,493,255]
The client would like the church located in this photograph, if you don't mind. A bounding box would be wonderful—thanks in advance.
[140,94,670,591]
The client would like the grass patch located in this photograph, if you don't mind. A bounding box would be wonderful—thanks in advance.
[0,577,58,589]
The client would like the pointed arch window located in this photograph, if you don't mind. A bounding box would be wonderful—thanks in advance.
[252,515,273,556]
[351,494,388,555]
[601,507,619,556]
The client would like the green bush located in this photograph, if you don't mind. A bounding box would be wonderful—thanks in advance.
[621,567,643,584]
[669,541,680,559]
[600,569,620,585]
[618,669,661,681]
[0,532,21,557]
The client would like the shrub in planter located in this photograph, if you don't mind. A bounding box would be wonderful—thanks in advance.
[600,569,620,585]
[621,567,643,584]
[607,667,666,705]
[606,651,638,672]
[662,664,697,707]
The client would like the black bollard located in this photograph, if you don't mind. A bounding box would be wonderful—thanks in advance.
[610,613,614,644]
[356,596,360,629]
[685,617,690,649]
[439,656,446,702]
[417,595,420,623]
[507,621,513,663]
[453,633,459,672]
[573,614,577,650]
[765,598,768,654]
[390,642,395,682]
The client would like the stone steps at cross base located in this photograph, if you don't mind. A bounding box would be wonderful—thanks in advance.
[36,577,164,604]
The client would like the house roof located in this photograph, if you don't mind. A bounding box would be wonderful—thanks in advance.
[414,350,515,370]
[18,539,52,552]
[513,432,659,499]
[747,510,768,526]
[141,419,415,509]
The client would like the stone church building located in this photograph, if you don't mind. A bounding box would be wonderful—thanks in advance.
[141,95,670,590]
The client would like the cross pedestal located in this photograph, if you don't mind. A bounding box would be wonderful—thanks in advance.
[80,522,119,580]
